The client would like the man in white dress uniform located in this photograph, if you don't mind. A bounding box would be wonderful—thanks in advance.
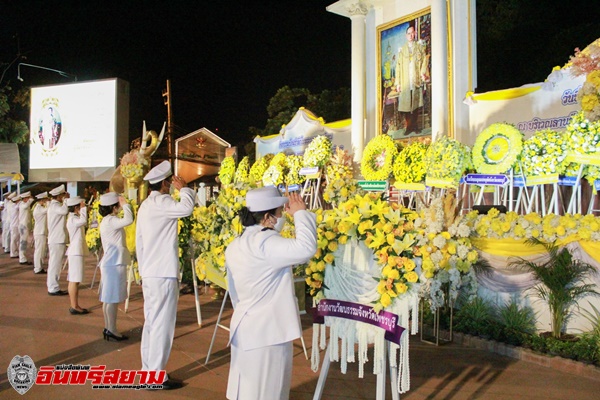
[18,191,34,265]
[225,188,317,400]
[32,192,49,274]
[46,185,69,296]
[8,192,21,259]
[2,192,14,253]
[136,161,194,390]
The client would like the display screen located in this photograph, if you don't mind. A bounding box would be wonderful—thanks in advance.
[28,78,129,182]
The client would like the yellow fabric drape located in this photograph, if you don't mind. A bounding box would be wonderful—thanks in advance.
[471,237,600,264]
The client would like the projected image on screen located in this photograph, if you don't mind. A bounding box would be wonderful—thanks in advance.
[28,78,129,182]
[37,101,62,151]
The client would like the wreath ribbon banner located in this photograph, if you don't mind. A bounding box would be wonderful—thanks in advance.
[566,153,600,167]
[425,177,458,189]
[394,182,427,191]
[357,180,388,192]
[313,299,406,345]
[525,174,559,186]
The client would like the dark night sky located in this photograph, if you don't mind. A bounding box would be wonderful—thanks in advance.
[2,1,599,147]
[1,1,352,144]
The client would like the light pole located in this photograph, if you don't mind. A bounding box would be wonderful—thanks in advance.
[17,63,77,82]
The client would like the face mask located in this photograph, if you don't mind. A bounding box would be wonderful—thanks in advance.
[272,215,285,232]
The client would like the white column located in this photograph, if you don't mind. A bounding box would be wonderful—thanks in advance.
[431,0,448,140]
[348,4,368,163]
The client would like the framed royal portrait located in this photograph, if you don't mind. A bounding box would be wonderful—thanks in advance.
[377,8,432,142]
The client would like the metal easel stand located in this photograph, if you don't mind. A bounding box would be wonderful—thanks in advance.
[90,249,103,290]
[419,301,453,346]
[301,173,322,210]
[588,180,600,215]
[313,341,400,400]
[205,285,308,365]
[190,257,203,327]
[124,260,135,313]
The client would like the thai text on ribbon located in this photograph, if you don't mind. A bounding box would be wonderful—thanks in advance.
[313,299,406,344]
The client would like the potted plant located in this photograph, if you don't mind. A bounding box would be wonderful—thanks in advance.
[510,239,599,339]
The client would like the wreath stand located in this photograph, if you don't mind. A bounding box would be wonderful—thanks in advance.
[204,265,308,364]
[524,175,560,216]
[300,167,322,210]
[311,241,417,400]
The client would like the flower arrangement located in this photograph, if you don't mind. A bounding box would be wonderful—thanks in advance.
[520,129,568,177]
[262,153,287,187]
[303,192,420,312]
[192,182,247,281]
[323,147,361,205]
[360,134,399,181]
[234,156,250,184]
[464,208,600,243]
[218,156,236,185]
[249,154,273,186]
[566,111,600,155]
[569,39,600,121]
[472,123,523,174]
[285,154,305,186]
[425,135,471,184]
[413,192,479,310]
[303,135,332,168]
[120,149,149,180]
[393,142,428,183]
[85,198,102,253]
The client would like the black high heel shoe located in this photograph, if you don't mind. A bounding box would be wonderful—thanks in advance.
[103,328,129,342]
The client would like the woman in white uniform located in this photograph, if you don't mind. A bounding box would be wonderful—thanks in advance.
[98,192,133,341]
[225,188,317,400]
[66,197,89,314]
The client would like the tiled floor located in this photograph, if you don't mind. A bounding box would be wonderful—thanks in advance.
[1,248,599,399]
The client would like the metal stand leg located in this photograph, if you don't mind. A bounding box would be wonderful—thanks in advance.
[205,290,230,364]
[312,347,331,400]
[191,257,202,327]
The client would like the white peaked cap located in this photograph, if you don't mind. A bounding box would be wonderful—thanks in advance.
[35,192,48,199]
[100,192,119,206]
[49,185,65,196]
[5,192,15,199]
[20,191,31,199]
[66,197,82,207]
[246,186,289,212]
[144,160,172,184]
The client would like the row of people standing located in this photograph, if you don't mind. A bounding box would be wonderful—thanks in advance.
[1,160,318,397]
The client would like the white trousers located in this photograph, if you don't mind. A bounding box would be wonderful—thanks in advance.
[34,234,48,272]
[2,221,9,251]
[10,225,19,257]
[227,339,293,400]
[141,278,178,375]
[47,243,65,292]
[19,225,29,263]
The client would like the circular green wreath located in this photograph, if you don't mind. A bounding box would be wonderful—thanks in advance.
[393,142,428,183]
[361,135,399,181]
[473,123,523,174]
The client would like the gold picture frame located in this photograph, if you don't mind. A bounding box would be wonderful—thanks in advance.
[377,7,432,144]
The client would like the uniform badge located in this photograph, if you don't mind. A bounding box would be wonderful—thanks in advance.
[7,355,37,395]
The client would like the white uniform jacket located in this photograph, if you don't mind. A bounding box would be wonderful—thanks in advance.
[99,204,133,268]
[47,200,68,245]
[33,203,48,236]
[18,198,33,230]
[8,200,19,230]
[225,210,317,351]
[136,188,195,278]
[66,207,89,256]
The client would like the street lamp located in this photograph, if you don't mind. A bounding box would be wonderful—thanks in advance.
[17,63,77,82]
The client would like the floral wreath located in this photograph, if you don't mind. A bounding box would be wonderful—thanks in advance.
[425,136,470,183]
[234,156,250,184]
[393,142,428,183]
[218,156,236,185]
[360,135,399,181]
[520,129,568,177]
[472,123,523,174]
[566,111,600,156]
[249,154,273,185]
[303,193,420,312]
[285,154,306,186]
[303,135,332,168]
